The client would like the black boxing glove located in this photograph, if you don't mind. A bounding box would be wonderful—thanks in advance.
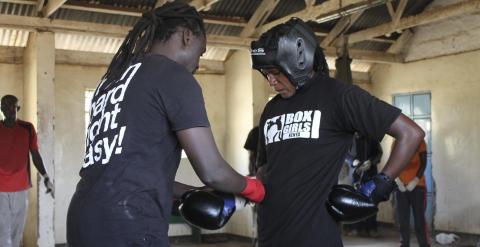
[325,184,378,224]
[179,190,247,230]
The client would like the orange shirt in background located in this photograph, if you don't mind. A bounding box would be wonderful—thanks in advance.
[398,140,426,187]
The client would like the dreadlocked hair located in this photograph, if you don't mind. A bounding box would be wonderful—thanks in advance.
[101,2,205,90]
[313,46,329,76]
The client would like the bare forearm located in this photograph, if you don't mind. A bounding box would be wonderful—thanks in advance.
[31,150,47,176]
[382,114,425,178]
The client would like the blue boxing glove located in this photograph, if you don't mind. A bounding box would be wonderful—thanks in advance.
[359,173,397,204]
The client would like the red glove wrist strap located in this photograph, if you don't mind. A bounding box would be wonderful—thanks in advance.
[240,177,265,203]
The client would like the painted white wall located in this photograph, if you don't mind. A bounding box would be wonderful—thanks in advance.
[54,64,107,243]
[223,50,257,238]
[404,0,480,62]
[370,50,480,234]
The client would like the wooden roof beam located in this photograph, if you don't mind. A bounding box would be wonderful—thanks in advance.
[240,0,280,37]
[386,0,395,18]
[348,0,480,44]
[36,0,45,12]
[391,0,408,30]
[189,0,220,11]
[0,46,223,73]
[257,0,387,35]
[0,14,401,63]
[386,28,413,55]
[4,0,246,27]
[42,0,67,17]
[320,11,363,48]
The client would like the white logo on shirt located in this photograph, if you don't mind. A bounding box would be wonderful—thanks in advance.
[264,110,321,145]
[83,63,141,168]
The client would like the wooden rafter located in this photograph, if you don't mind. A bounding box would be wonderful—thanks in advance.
[386,0,395,17]
[0,14,401,63]
[36,0,45,12]
[0,46,223,73]
[391,0,408,29]
[320,11,363,48]
[189,0,220,11]
[386,29,413,54]
[256,0,387,35]
[240,0,280,37]
[4,0,246,27]
[42,0,67,17]
[305,0,316,9]
[0,14,131,37]
[348,0,480,44]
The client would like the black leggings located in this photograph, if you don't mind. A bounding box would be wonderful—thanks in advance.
[395,187,430,247]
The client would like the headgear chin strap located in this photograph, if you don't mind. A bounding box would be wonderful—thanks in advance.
[251,18,318,89]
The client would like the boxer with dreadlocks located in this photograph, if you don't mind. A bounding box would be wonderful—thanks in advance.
[67,3,264,246]
[251,18,424,246]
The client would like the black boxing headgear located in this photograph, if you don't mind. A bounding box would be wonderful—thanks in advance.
[251,18,318,89]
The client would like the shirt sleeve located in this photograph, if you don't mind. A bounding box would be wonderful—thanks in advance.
[340,85,401,142]
[158,72,210,131]
[28,123,39,151]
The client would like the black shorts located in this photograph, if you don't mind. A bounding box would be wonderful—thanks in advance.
[67,180,169,247]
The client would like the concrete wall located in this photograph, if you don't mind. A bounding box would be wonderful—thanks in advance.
[0,63,23,118]
[370,50,480,234]
[223,50,255,237]
[0,64,22,93]
[404,0,480,62]
[54,64,107,243]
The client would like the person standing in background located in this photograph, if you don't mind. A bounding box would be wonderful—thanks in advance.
[0,95,53,247]
[394,139,430,247]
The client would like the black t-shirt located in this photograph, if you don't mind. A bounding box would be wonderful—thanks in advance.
[256,75,400,247]
[78,55,209,241]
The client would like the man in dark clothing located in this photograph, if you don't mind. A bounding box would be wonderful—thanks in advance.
[66,3,264,247]
[250,18,425,247]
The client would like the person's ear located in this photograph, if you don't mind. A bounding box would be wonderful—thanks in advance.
[182,29,193,47]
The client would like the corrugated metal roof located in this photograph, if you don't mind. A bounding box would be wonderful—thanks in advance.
[267,0,306,22]
[205,0,259,19]
[51,8,139,26]
[0,1,36,16]
[205,23,242,36]
[348,0,433,33]
[0,28,29,47]
[0,0,434,71]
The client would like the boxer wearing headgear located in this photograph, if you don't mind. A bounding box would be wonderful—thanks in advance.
[251,18,328,89]
[252,18,424,247]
